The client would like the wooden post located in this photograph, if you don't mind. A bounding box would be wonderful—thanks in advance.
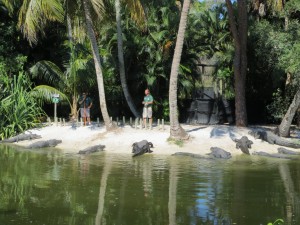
[116,117,119,126]
[162,119,165,130]
[140,118,143,129]
[123,116,125,126]
[130,117,132,126]
[135,118,138,129]
[47,117,51,126]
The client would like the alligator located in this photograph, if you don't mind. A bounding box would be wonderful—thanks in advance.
[208,147,232,159]
[233,136,253,155]
[78,145,105,154]
[172,152,209,159]
[277,147,300,155]
[26,139,62,149]
[252,151,293,159]
[249,130,300,149]
[132,140,154,157]
[1,133,41,143]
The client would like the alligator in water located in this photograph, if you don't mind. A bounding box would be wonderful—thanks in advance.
[78,145,105,154]
[277,147,300,155]
[208,147,232,159]
[132,140,154,157]
[26,139,62,149]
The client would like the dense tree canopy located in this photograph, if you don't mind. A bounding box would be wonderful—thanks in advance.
[0,0,300,138]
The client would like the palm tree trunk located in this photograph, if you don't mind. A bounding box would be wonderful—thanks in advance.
[168,0,190,140]
[226,0,248,127]
[278,89,300,137]
[82,0,116,130]
[115,0,140,118]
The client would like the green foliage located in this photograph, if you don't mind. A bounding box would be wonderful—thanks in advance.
[266,89,290,122]
[216,67,234,99]
[267,218,284,225]
[0,70,45,139]
[248,14,300,123]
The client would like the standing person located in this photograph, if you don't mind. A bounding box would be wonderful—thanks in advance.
[142,89,154,129]
[78,92,93,126]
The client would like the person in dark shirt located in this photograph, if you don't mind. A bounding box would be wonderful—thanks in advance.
[78,92,93,126]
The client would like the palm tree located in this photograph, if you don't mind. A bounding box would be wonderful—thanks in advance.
[4,0,116,130]
[30,49,96,119]
[168,0,190,140]
[82,0,116,130]
[225,0,248,127]
[115,0,145,118]
[17,0,64,46]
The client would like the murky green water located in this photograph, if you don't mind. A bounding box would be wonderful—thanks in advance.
[0,145,300,225]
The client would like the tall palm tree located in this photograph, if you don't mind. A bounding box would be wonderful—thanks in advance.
[4,0,116,130]
[82,0,116,130]
[115,0,145,118]
[168,0,190,140]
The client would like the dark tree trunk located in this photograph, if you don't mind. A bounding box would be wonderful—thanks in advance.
[115,0,141,118]
[225,0,248,127]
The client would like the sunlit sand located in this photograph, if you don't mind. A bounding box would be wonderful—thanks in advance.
[11,123,288,156]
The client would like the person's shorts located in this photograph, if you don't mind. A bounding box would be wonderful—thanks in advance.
[80,108,90,118]
[143,107,152,118]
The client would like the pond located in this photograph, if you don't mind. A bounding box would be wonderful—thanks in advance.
[0,145,299,225]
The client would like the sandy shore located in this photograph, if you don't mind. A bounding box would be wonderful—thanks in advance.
[9,123,294,156]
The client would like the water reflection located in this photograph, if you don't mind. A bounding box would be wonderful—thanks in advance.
[0,145,300,225]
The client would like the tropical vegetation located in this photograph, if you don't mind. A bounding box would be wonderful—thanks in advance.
[0,0,300,139]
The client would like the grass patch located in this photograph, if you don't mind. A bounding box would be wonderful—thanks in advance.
[167,137,184,147]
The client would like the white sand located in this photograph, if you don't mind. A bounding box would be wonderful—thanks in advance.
[12,123,288,156]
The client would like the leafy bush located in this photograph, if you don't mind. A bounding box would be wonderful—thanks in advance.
[0,71,45,139]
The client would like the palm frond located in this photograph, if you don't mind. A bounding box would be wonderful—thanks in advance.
[125,0,146,29]
[30,60,66,87]
[31,85,70,105]
[18,0,64,45]
[0,0,19,15]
